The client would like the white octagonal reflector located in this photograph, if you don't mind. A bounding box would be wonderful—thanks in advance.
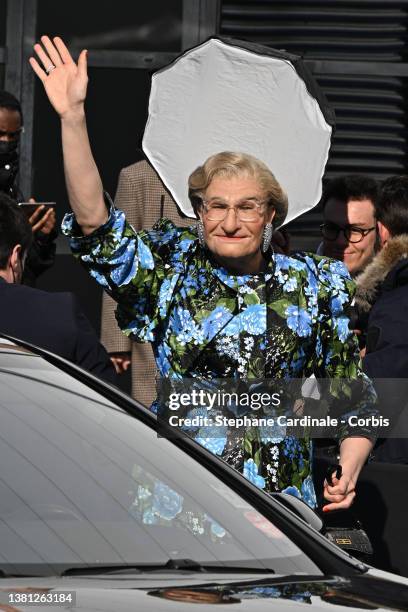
[143,38,334,225]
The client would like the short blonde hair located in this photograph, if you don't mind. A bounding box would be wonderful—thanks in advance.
[188,151,288,227]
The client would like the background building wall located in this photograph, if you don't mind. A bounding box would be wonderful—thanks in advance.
[1,0,408,327]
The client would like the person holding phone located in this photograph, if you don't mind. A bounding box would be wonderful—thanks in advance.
[0,90,57,285]
[0,191,116,384]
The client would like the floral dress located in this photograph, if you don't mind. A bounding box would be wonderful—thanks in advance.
[62,207,377,508]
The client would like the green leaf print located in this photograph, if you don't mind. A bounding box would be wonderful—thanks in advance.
[244,292,260,306]
[269,299,293,319]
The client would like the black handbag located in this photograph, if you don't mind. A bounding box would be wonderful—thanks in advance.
[318,464,373,563]
[322,511,373,563]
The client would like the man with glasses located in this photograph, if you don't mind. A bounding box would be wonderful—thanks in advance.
[0,90,57,285]
[313,175,379,499]
[320,175,379,277]
[354,175,408,463]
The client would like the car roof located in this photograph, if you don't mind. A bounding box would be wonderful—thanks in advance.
[0,337,35,354]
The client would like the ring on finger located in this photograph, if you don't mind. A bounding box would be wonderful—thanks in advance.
[46,64,56,74]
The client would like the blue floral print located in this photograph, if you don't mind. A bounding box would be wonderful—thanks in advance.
[281,485,302,499]
[244,459,266,489]
[335,316,351,343]
[285,305,312,338]
[301,475,317,508]
[62,210,378,508]
[240,304,266,335]
[201,306,232,339]
[158,276,179,317]
[152,482,183,520]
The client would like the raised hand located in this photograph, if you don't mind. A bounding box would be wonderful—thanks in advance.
[29,35,107,233]
[29,36,88,118]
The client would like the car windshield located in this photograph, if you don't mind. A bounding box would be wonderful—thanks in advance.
[0,345,319,577]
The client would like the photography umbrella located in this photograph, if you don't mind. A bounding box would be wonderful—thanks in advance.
[143,37,334,225]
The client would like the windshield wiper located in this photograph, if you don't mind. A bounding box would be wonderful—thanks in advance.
[62,558,275,576]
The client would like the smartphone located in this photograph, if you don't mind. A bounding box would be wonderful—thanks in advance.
[18,202,56,219]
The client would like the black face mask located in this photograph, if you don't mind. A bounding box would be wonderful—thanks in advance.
[0,139,19,192]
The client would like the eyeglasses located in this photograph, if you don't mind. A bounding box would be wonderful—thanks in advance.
[202,199,267,222]
[320,222,376,244]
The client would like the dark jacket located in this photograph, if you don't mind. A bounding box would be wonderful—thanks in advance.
[0,277,116,385]
[355,234,408,463]
[22,230,57,286]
